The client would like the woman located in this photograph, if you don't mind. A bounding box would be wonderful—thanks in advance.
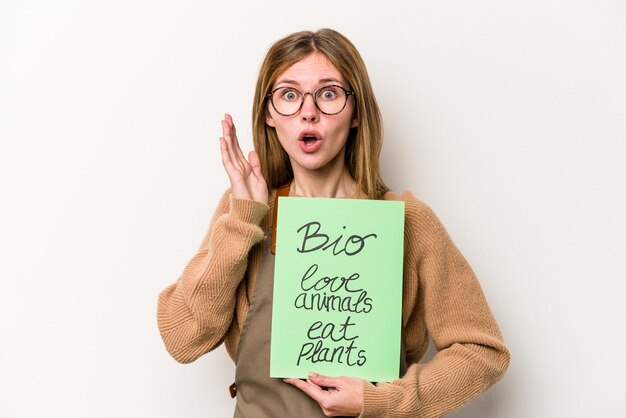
[158,28,510,417]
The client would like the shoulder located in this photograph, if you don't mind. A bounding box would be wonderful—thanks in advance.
[382,190,449,256]
[382,190,440,229]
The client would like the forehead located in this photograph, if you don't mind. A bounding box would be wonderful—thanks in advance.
[274,52,347,86]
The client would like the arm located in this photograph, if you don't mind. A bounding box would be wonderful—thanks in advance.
[157,113,269,363]
[286,196,509,417]
[359,198,510,417]
[157,191,268,363]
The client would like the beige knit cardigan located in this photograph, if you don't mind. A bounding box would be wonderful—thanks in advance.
[157,188,510,418]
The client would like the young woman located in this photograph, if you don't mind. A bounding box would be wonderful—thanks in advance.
[158,29,510,417]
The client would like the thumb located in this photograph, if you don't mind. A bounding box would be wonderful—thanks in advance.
[308,372,340,388]
[248,151,263,178]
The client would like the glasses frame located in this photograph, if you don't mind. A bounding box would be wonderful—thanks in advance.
[266,84,355,116]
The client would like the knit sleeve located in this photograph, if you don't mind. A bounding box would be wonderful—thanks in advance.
[359,194,510,418]
[157,190,269,364]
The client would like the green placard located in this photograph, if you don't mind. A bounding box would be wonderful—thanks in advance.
[270,197,405,382]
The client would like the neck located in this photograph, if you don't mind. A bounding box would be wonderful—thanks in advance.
[291,167,357,198]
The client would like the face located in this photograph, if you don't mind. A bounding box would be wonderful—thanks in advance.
[265,52,357,176]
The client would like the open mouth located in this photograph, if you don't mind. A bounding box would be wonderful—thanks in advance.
[298,132,322,152]
[299,131,321,142]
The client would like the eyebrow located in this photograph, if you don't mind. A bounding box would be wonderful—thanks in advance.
[275,77,344,87]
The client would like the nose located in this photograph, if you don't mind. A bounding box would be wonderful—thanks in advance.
[300,92,319,122]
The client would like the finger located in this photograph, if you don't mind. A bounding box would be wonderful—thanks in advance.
[222,119,245,173]
[225,114,240,148]
[226,115,248,167]
[236,143,248,170]
[219,137,240,179]
[283,378,324,403]
[223,116,250,178]
[248,151,263,179]
[225,113,237,136]
[308,372,341,389]
[219,136,231,166]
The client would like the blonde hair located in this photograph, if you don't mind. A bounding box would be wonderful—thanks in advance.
[252,28,388,199]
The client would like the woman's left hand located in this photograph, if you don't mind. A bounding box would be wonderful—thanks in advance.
[284,372,364,417]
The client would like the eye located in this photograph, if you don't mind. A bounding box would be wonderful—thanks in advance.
[279,88,300,101]
[318,86,339,101]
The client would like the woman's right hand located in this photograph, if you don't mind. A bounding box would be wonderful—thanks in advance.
[219,113,268,205]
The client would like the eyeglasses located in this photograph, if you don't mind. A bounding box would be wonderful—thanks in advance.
[266,85,355,116]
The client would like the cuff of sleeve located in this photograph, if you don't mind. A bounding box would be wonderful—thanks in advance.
[359,381,407,418]
[229,194,269,225]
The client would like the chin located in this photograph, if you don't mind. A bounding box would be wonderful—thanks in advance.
[288,147,346,174]
[295,157,342,173]
[295,161,326,172]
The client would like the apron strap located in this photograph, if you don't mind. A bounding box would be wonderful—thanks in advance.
[271,182,291,255]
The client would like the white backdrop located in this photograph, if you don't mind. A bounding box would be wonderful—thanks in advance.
[2,1,625,417]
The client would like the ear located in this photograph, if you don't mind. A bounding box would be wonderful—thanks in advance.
[351,117,358,128]
[266,115,276,127]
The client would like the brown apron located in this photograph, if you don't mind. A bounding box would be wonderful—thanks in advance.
[232,187,408,417]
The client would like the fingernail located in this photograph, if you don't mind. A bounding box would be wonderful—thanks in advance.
[308,372,318,378]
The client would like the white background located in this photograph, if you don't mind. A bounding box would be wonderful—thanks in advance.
[2,1,625,417]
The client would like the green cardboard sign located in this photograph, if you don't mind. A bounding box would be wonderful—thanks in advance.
[270,197,405,382]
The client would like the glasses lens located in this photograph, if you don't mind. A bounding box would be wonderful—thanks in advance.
[315,86,348,115]
[272,87,302,116]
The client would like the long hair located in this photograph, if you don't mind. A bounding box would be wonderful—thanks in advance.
[252,28,388,199]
